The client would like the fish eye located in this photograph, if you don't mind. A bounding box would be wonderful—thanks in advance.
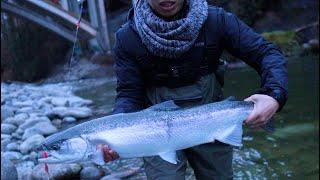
[51,144,60,150]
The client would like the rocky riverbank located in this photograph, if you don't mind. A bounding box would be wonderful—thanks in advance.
[0,82,145,180]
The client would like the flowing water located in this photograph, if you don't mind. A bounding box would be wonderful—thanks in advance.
[74,54,319,179]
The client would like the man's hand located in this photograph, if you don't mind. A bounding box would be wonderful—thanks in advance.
[244,94,279,129]
[98,144,119,163]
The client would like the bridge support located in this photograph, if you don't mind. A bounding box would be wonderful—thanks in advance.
[87,0,111,53]
[1,0,111,53]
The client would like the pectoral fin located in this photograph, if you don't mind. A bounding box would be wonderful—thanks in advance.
[91,148,105,166]
[158,151,178,164]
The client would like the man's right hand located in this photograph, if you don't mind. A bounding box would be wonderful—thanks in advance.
[99,144,119,162]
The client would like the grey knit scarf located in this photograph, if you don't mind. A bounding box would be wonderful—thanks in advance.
[134,0,208,58]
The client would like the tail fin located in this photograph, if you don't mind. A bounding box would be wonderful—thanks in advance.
[216,123,243,147]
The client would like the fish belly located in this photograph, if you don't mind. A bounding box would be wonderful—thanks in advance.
[89,121,174,158]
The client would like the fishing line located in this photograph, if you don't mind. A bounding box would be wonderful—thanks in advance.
[67,0,84,87]
[41,1,85,177]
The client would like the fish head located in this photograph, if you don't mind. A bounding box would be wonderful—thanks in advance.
[37,136,89,164]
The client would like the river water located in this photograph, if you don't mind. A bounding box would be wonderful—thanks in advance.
[74,54,319,179]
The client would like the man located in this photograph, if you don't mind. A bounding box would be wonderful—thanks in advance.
[101,0,288,179]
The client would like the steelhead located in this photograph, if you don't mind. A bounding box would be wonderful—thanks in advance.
[38,97,256,165]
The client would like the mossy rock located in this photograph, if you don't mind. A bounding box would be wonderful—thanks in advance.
[262,30,301,56]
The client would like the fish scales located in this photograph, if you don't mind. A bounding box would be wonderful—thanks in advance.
[38,98,254,164]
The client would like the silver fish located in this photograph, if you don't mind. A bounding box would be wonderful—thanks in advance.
[37,97,254,165]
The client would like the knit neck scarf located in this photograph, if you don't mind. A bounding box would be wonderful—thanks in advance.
[134,0,208,58]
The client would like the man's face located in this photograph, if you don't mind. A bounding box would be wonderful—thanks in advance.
[147,0,185,18]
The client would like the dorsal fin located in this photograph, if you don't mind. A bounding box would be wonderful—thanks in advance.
[145,100,180,111]
[222,96,237,101]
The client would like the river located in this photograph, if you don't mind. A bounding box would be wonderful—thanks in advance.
[74,54,319,179]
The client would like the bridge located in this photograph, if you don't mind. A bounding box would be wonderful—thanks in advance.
[1,0,127,53]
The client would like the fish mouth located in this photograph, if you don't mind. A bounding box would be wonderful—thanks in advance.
[38,151,81,164]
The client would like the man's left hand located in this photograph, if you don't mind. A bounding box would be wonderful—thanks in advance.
[244,94,279,129]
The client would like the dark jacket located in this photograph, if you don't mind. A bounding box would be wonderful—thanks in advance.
[112,6,288,114]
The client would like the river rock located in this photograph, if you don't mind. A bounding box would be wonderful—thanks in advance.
[20,134,45,154]
[67,97,93,107]
[22,152,37,161]
[1,134,12,140]
[1,105,15,121]
[31,163,82,180]
[63,116,77,123]
[12,132,22,140]
[16,106,34,114]
[80,166,104,180]
[5,113,29,126]
[47,107,92,119]
[3,117,21,126]
[3,151,23,161]
[22,154,31,161]
[100,167,141,180]
[1,153,18,180]
[1,123,17,134]
[16,127,24,135]
[1,139,11,151]
[29,151,38,161]
[50,97,69,106]
[12,100,33,107]
[16,161,35,180]
[22,122,58,139]
[19,116,51,130]
[6,142,20,151]
[51,119,63,128]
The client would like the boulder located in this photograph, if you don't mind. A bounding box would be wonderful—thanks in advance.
[80,166,104,180]
[67,97,93,107]
[1,139,11,151]
[5,113,29,126]
[46,107,92,119]
[1,134,12,140]
[1,153,18,180]
[20,134,45,154]
[31,163,82,180]
[16,128,24,135]
[19,116,51,130]
[51,97,69,107]
[16,107,34,114]
[22,122,57,139]
[21,151,37,161]
[16,161,35,180]
[1,105,15,121]
[2,151,23,161]
[63,116,77,123]
[11,132,22,140]
[51,119,63,128]
[1,123,17,134]
[12,100,33,107]
[6,142,20,151]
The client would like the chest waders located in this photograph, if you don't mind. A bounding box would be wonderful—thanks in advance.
[129,13,233,180]
[137,23,233,180]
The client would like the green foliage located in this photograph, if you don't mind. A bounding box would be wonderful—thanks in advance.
[1,15,71,82]
[262,30,295,46]
[262,30,301,56]
[208,0,281,26]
